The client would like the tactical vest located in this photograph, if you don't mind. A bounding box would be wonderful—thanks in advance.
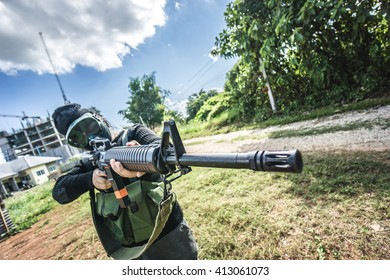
[89,128,176,260]
[90,181,175,259]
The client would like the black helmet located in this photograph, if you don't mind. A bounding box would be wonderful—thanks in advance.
[52,103,89,135]
[52,103,111,150]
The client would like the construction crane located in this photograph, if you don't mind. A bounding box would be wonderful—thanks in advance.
[0,112,42,130]
[38,32,70,105]
[0,112,41,121]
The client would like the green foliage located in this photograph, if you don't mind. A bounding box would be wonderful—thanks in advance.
[214,0,390,118]
[186,89,219,121]
[194,92,232,122]
[164,108,185,124]
[177,106,241,140]
[119,72,169,129]
[223,59,273,118]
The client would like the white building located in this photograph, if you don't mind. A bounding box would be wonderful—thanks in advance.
[0,155,61,197]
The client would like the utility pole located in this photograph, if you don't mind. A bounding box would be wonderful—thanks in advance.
[38,32,70,105]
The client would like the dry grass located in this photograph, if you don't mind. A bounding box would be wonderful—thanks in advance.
[175,151,390,260]
[2,151,389,260]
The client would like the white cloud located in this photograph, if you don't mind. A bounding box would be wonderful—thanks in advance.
[0,0,167,74]
[165,98,187,116]
[174,2,183,10]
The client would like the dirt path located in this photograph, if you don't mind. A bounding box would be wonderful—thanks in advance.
[1,105,389,259]
[0,198,108,260]
[184,105,390,153]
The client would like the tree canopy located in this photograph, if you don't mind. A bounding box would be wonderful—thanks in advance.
[186,89,219,121]
[119,72,169,129]
[213,0,390,118]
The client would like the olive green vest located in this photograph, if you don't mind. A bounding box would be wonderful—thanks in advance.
[90,180,175,260]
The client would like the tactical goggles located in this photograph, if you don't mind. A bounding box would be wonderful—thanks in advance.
[66,113,107,149]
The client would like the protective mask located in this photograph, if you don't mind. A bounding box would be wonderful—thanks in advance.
[66,113,112,150]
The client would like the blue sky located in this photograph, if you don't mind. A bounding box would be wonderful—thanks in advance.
[0,0,236,132]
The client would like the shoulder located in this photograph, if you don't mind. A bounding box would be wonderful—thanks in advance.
[126,124,156,138]
[115,124,160,145]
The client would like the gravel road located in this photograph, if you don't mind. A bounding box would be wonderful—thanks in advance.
[184,105,390,153]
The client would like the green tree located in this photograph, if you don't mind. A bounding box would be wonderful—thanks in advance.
[164,109,185,124]
[186,89,219,121]
[214,0,390,115]
[119,72,169,129]
[194,91,233,122]
[223,58,273,119]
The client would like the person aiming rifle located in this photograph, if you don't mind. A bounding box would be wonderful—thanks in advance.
[52,103,303,260]
[52,104,198,260]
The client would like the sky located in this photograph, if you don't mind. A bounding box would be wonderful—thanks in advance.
[0,0,237,132]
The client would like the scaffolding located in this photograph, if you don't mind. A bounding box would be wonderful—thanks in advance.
[0,197,16,240]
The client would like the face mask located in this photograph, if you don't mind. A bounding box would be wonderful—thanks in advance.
[66,113,112,149]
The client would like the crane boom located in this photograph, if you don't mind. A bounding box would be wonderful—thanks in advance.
[0,113,41,121]
[38,32,70,105]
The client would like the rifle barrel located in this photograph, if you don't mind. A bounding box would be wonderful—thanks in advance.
[167,149,303,173]
[103,146,303,174]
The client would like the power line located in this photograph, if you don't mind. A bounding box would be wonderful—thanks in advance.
[179,59,219,97]
[174,58,213,95]
[195,72,226,91]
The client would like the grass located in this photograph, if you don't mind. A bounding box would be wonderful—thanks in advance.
[3,97,389,259]
[174,151,390,259]
[269,118,390,139]
[222,118,390,143]
[177,96,390,140]
[6,181,58,231]
[2,152,389,260]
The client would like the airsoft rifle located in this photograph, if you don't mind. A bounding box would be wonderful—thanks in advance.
[87,120,303,208]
